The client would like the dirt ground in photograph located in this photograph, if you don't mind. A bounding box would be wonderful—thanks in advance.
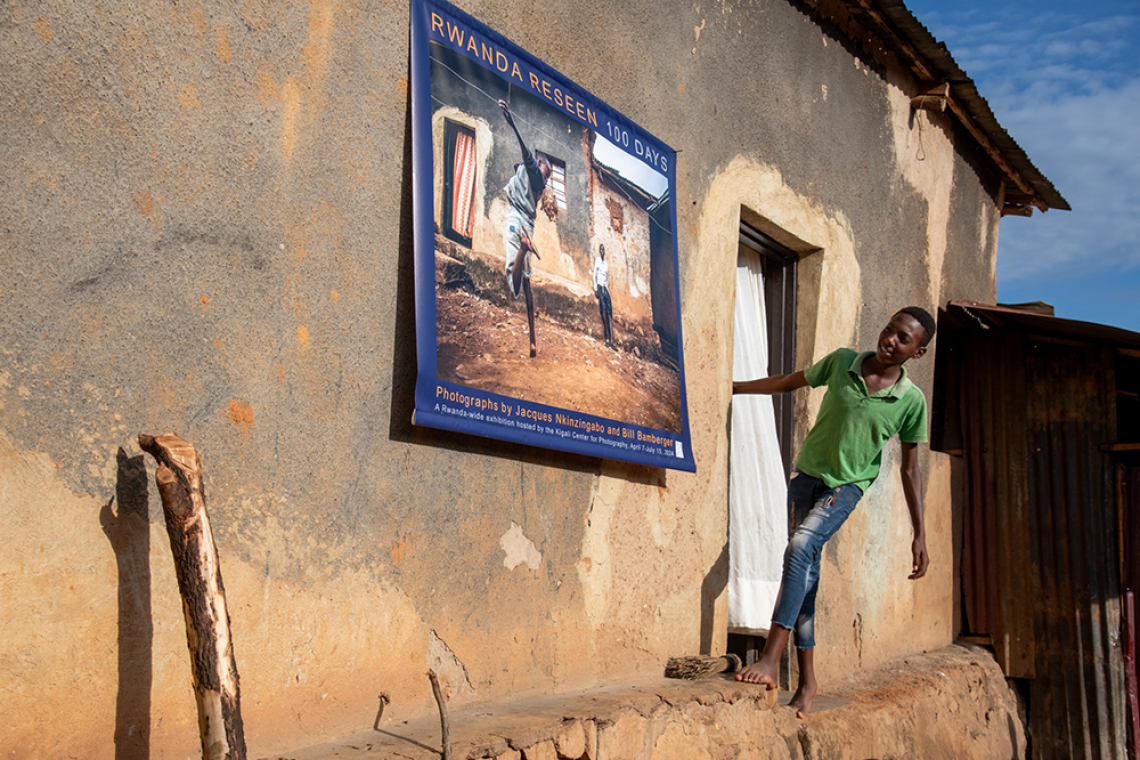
[435,285,683,433]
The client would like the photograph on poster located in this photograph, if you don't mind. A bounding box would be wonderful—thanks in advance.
[428,41,683,433]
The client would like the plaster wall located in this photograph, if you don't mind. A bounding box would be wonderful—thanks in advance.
[0,0,1003,756]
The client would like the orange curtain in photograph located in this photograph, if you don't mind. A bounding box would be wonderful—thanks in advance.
[451,130,476,239]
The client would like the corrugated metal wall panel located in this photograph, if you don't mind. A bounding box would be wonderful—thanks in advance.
[940,304,1139,759]
[961,333,1035,678]
[957,330,1127,759]
[1123,466,1140,757]
[1024,340,1126,760]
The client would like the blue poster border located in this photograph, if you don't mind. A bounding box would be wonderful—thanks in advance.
[410,0,695,472]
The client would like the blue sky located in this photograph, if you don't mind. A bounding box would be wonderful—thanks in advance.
[905,0,1140,332]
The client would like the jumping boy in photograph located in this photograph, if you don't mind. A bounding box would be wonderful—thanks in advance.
[498,99,552,358]
[731,306,936,718]
[593,243,614,347]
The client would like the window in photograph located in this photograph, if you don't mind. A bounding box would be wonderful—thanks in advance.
[548,157,567,211]
[443,120,477,243]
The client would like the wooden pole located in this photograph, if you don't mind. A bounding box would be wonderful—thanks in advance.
[139,433,247,760]
[427,670,452,760]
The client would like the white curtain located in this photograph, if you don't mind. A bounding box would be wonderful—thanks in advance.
[728,251,788,633]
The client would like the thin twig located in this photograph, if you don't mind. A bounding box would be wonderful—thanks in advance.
[373,692,390,731]
[427,670,451,760]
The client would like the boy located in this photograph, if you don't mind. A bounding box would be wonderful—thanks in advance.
[592,243,614,347]
[731,306,936,718]
[498,99,552,358]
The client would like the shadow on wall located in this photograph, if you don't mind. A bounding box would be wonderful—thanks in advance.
[388,87,419,448]
[98,448,153,760]
[700,542,728,654]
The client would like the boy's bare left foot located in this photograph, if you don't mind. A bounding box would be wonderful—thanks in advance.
[734,659,778,688]
[789,679,818,718]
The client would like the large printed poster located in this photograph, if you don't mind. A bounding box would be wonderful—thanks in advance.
[411,0,695,472]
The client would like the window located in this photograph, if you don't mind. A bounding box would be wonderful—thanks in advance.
[443,120,477,243]
[727,221,799,679]
[548,157,567,211]
[739,223,798,475]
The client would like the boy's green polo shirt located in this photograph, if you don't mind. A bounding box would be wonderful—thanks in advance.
[793,348,927,493]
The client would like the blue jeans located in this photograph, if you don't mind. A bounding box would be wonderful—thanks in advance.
[770,473,863,649]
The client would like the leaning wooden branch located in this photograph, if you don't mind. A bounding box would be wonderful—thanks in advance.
[427,670,452,760]
[140,433,247,760]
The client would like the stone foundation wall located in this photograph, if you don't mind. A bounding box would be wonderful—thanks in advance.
[288,645,1025,760]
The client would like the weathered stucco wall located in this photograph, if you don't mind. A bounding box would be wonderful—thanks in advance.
[1,0,1002,756]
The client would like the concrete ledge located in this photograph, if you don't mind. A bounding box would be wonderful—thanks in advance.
[273,644,1024,760]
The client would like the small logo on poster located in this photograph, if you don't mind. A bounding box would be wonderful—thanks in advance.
[675,441,683,458]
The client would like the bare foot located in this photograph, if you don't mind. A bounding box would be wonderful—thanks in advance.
[529,345,537,358]
[788,678,818,718]
[734,659,779,688]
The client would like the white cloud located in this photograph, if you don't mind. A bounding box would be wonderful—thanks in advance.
[998,78,1140,281]
[913,3,1140,284]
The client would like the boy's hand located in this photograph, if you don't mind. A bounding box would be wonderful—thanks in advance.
[909,535,929,579]
[732,371,808,395]
[899,442,927,580]
[498,99,514,124]
[519,228,539,259]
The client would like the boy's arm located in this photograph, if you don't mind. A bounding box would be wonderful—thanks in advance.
[900,441,928,579]
[732,370,808,395]
[498,100,533,161]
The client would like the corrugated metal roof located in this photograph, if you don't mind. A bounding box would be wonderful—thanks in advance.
[950,300,1140,348]
[837,1,1070,212]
